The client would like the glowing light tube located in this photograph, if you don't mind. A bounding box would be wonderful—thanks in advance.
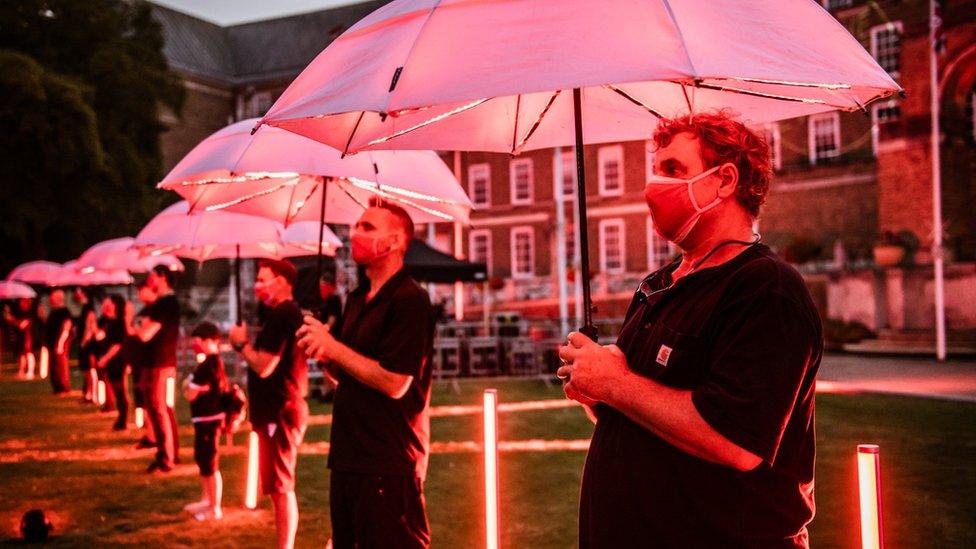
[165,376,176,409]
[135,407,144,429]
[38,347,49,379]
[857,444,884,549]
[245,431,260,509]
[97,380,106,407]
[88,369,98,401]
[483,389,500,549]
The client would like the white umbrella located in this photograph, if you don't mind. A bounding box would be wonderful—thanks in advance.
[49,261,133,287]
[0,281,37,300]
[76,237,184,274]
[6,261,62,285]
[257,0,902,337]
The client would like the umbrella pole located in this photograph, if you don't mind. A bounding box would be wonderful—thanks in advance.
[235,245,242,325]
[572,88,598,341]
[316,178,329,282]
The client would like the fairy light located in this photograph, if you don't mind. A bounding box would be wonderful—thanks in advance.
[365,98,489,147]
[245,431,260,509]
[162,172,302,188]
[483,389,500,549]
[203,178,300,212]
[857,444,884,549]
[97,380,106,406]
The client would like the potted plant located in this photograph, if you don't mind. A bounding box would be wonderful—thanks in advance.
[873,230,919,268]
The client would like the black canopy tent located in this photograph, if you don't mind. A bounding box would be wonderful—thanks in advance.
[404,239,486,284]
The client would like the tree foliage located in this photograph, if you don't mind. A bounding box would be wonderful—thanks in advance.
[0,0,184,275]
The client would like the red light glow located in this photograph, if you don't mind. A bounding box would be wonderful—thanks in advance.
[857,444,884,549]
[245,431,259,509]
[483,389,499,549]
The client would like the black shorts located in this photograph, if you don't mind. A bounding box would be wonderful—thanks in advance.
[193,421,221,477]
[329,470,430,549]
[256,420,305,495]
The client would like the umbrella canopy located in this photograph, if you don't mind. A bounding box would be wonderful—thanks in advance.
[258,0,902,154]
[76,237,184,274]
[6,261,62,285]
[257,0,902,338]
[133,201,342,262]
[49,261,133,287]
[404,239,487,284]
[0,281,37,300]
[157,118,472,226]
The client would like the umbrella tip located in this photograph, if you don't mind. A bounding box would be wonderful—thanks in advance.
[250,122,261,135]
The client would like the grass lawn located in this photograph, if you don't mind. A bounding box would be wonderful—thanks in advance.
[1,367,974,548]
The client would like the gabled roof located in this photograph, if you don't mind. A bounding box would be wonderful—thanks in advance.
[152,1,387,87]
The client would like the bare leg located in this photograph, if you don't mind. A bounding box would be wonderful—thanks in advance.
[210,471,222,516]
[270,491,299,549]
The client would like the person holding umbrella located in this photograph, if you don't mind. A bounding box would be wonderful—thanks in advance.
[297,200,435,549]
[95,295,128,430]
[228,258,307,549]
[74,288,98,402]
[556,112,822,548]
[44,289,73,395]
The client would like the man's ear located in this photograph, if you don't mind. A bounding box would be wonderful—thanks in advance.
[717,163,740,198]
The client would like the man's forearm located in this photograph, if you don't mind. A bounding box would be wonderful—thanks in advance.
[240,343,279,378]
[327,341,409,399]
[605,373,761,471]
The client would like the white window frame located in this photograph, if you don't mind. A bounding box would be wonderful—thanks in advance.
[468,163,491,208]
[871,98,901,155]
[555,150,577,199]
[598,218,626,275]
[870,21,903,79]
[645,140,657,182]
[808,112,841,165]
[510,226,535,279]
[509,158,534,205]
[598,145,625,197]
[247,91,272,118]
[762,123,782,171]
[468,229,492,274]
[646,217,676,271]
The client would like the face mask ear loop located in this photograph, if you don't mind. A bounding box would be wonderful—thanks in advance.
[687,165,723,212]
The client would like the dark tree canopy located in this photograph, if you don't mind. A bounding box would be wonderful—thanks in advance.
[0,0,184,276]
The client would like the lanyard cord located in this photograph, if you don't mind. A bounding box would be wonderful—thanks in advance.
[639,234,762,301]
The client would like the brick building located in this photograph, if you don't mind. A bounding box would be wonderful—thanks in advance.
[151,1,976,332]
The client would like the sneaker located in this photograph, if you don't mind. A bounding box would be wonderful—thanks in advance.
[135,438,156,449]
[183,500,210,513]
[193,508,223,522]
[146,460,172,474]
[112,422,127,431]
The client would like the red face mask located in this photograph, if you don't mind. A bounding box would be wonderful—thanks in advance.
[643,164,724,245]
[350,231,396,265]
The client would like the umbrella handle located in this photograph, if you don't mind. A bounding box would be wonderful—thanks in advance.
[577,323,598,342]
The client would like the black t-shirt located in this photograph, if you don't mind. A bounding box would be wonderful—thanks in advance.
[328,269,435,478]
[44,307,72,350]
[189,354,226,421]
[248,299,308,426]
[97,317,126,379]
[579,244,822,548]
[76,303,96,356]
[316,294,343,328]
[142,294,180,369]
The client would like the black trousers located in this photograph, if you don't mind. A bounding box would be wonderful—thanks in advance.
[109,374,128,426]
[329,470,430,549]
[49,349,71,393]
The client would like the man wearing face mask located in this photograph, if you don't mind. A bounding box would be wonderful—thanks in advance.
[297,199,435,549]
[558,112,822,548]
[229,258,307,549]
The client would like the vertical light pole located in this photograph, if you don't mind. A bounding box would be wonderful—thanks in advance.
[929,0,947,361]
[857,444,884,549]
[245,431,260,509]
[553,147,570,336]
[453,150,466,322]
[483,389,500,549]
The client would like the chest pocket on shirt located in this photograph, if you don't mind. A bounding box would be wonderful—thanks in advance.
[633,322,703,382]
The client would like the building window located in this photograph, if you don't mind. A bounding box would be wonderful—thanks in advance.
[645,140,656,182]
[245,91,273,118]
[555,150,577,199]
[509,158,534,205]
[598,145,624,196]
[808,112,841,165]
[870,22,903,79]
[468,163,491,207]
[647,217,676,271]
[469,229,492,273]
[821,0,853,9]
[599,219,626,274]
[761,123,782,171]
[873,99,901,124]
[511,227,535,278]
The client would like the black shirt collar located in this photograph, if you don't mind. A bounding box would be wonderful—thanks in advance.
[351,268,411,304]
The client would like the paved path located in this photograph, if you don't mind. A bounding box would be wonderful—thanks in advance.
[818,353,976,402]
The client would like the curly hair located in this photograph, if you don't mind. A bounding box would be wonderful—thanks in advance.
[652,111,772,217]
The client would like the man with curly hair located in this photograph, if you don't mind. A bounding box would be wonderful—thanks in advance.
[558,111,822,548]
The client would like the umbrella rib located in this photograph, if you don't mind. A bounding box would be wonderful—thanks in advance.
[604,85,664,118]
[719,76,853,90]
[379,0,445,116]
[338,179,455,222]
[511,94,521,155]
[681,83,694,113]
[203,180,298,212]
[694,82,829,105]
[661,0,700,77]
[511,90,561,156]
[344,177,465,206]
[287,177,325,224]
[365,98,489,147]
[337,181,372,211]
[341,111,366,157]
